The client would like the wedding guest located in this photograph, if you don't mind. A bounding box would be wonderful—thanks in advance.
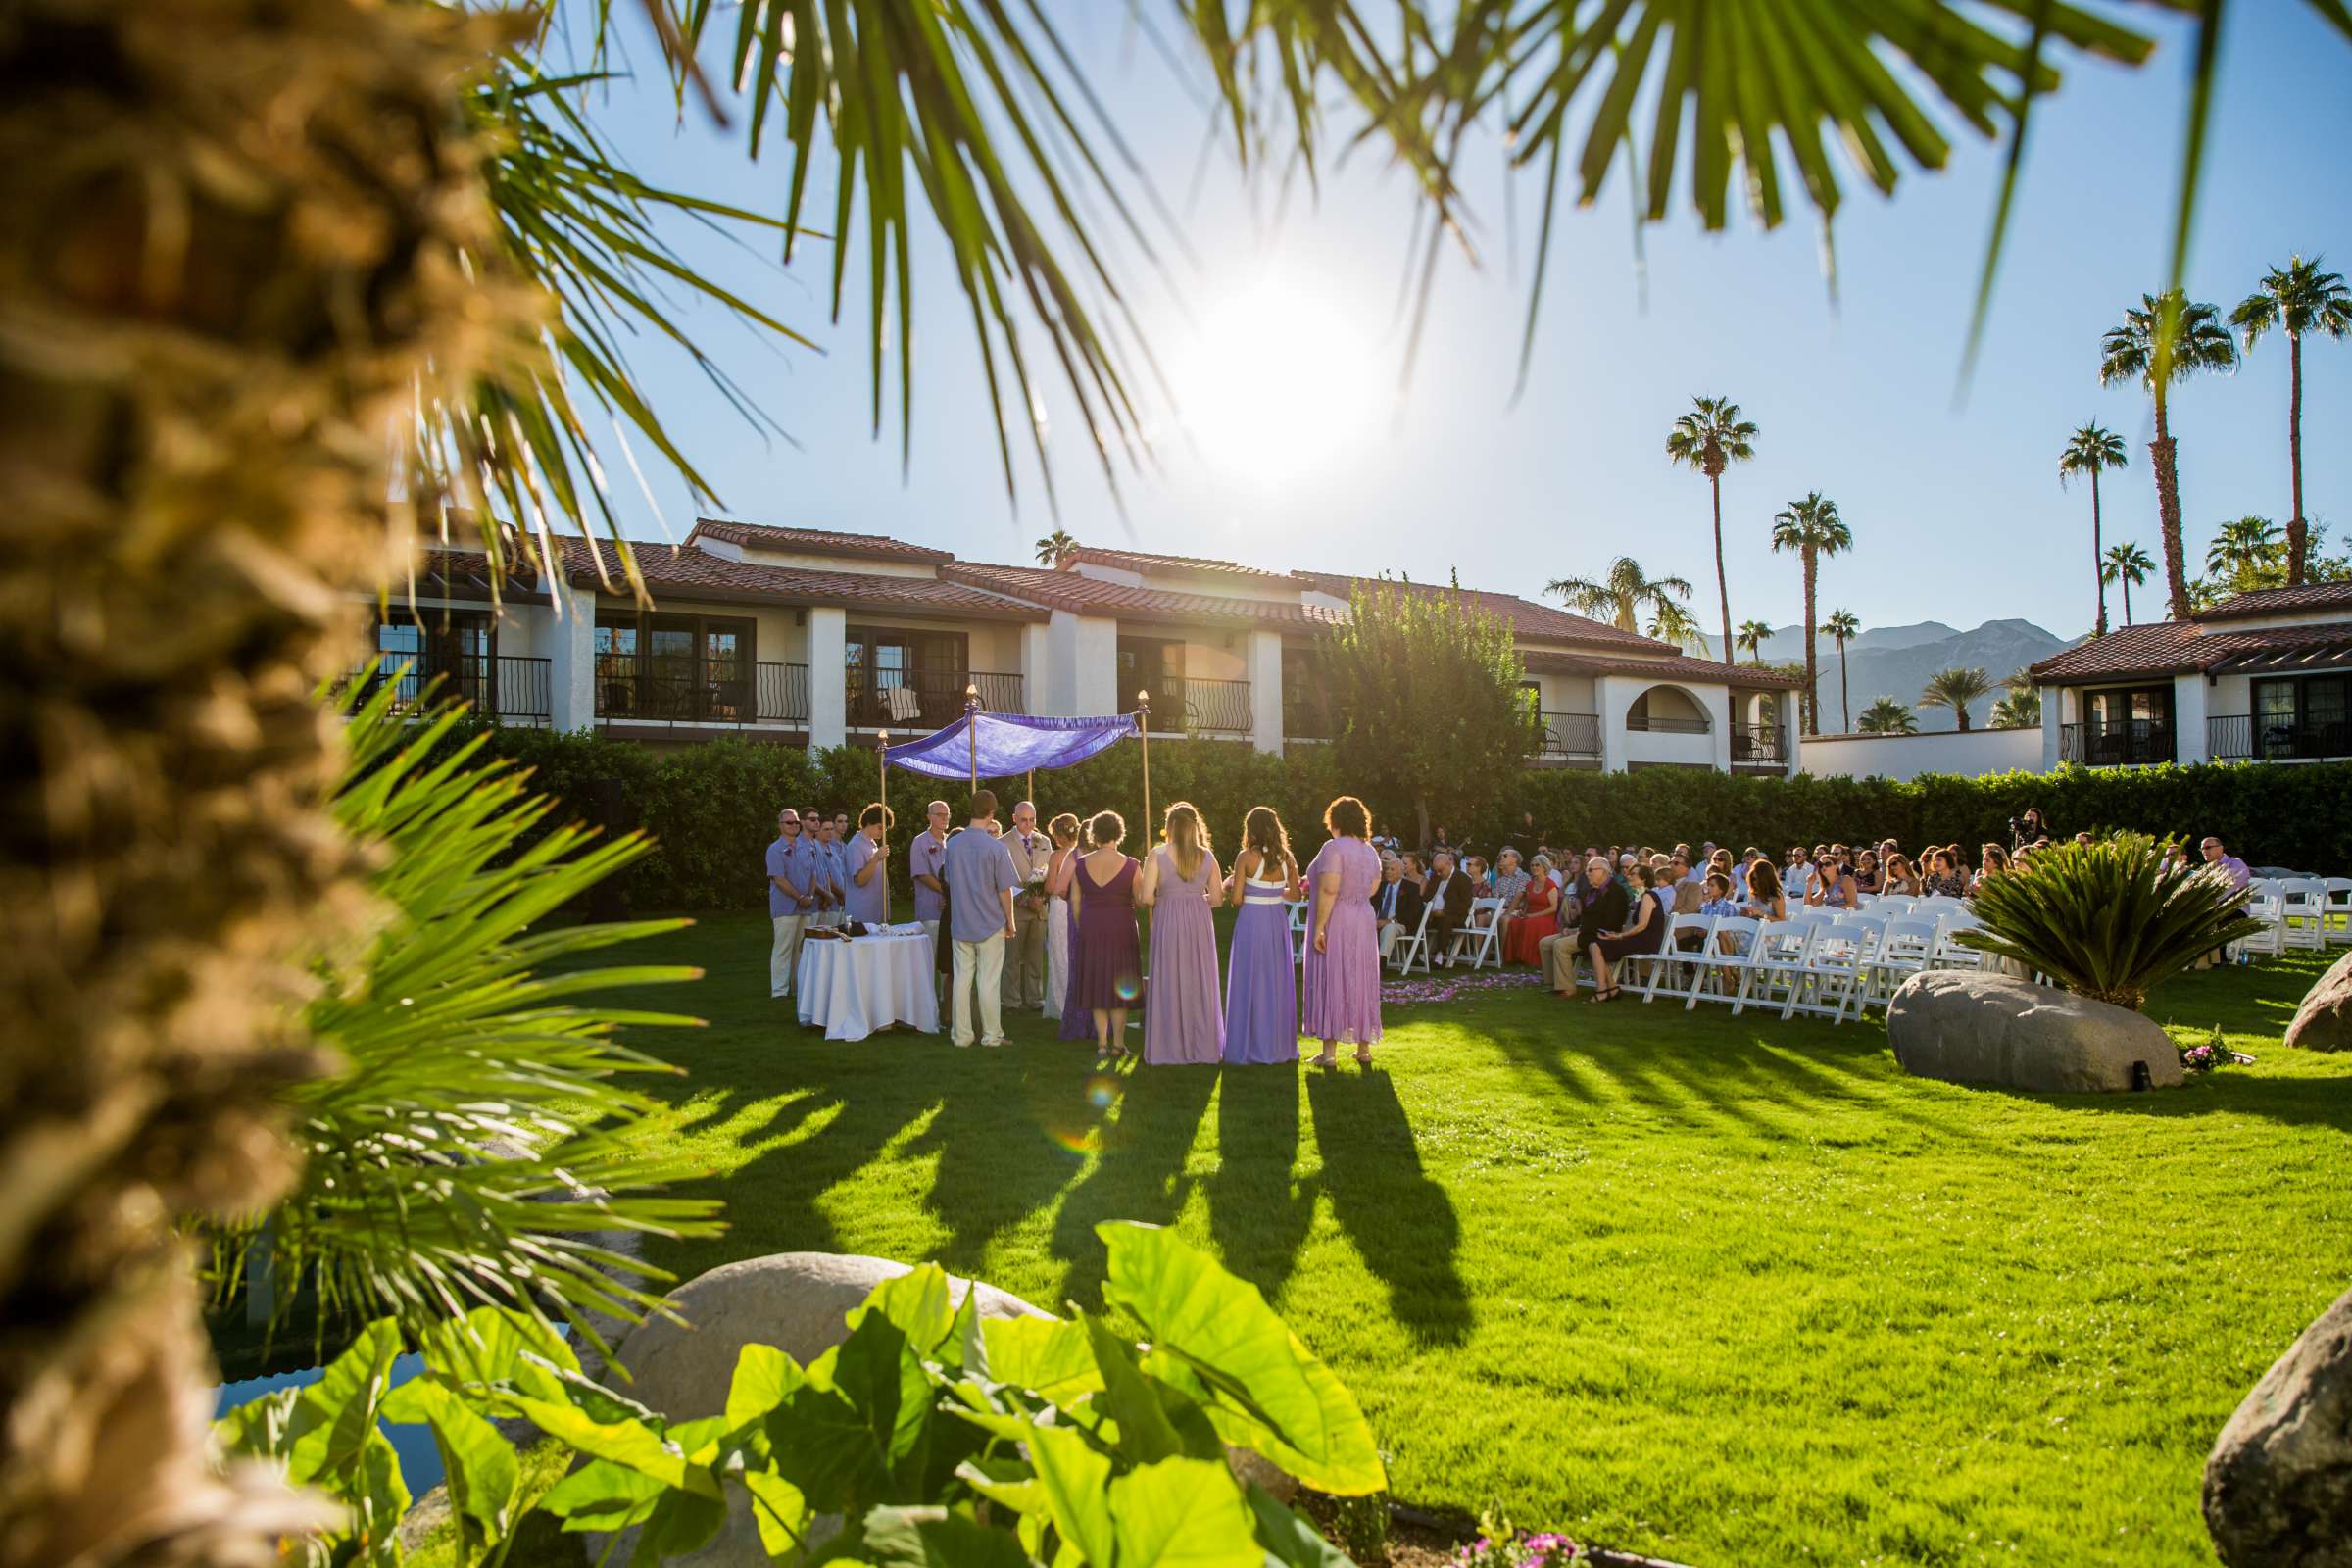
[2200,835,2251,890]
[1000,800,1051,1009]
[1782,845,1816,901]
[1921,849,1969,900]
[1068,810,1143,1059]
[1370,820,1401,857]
[1699,872,1739,919]
[1854,849,1882,895]
[943,790,1019,1049]
[1423,850,1475,966]
[1881,852,1923,896]
[1302,796,1383,1067]
[1137,802,1224,1065]
[1042,812,1082,1025]
[1807,852,1860,909]
[845,803,893,926]
[1978,843,2013,886]
[1586,863,1666,1003]
[1224,806,1300,1065]
[1543,856,1624,999]
[909,800,951,945]
[765,807,819,1000]
[1491,848,1532,912]
[1373,853,1419,960]
[1502,853,1562,965]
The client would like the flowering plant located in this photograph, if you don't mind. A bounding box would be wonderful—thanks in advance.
[1453,1525,1582,1568]
[2180,1024,2248,1073]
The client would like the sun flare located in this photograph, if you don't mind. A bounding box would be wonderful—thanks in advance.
[1168,273,1380,490]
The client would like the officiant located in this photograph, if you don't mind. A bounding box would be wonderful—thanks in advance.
[1001,799,1050,1009]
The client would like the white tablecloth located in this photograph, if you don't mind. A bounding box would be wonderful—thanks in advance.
[796,928,939,1042]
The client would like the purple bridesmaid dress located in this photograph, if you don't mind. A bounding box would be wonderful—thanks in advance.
[1143,848,1224,1065]
[1299,837,1382,1047]
[1222,866,1298,1064]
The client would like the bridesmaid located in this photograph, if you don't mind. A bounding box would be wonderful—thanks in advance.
[1300,795,1384,1067]
[1041,811,1081,1024]
[1137,802,1224,1065]
[1222,806,1300,1065]
[1066,810,1142,1058]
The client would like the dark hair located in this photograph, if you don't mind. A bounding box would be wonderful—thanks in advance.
[1705,872,1732,896]
[859,802,894,830]
[1241,806,1294,870]
[971,788,998,819]
[1089,810,1126,849]
[1747,859,1784,903]
[1323,795,1371,839]
[1628,864,1656,891]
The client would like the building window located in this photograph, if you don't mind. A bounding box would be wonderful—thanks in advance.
[847,625,969,727]
[2077,684,2174,765]
[371,608,495,709]
[595,611,755,721]
[2253,674,2349,759]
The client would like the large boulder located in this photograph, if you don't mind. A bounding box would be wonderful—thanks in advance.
[2205,1286,2352,1566]
[1886,971,2183,1093]
[2284,951,2352,1052]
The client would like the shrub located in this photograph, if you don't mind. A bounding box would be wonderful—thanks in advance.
[1956,836,2267,1010]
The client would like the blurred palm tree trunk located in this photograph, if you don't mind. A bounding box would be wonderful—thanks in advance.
[0,2,494,1558]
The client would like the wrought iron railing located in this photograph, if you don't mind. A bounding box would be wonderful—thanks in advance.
[347,654,551,725]
[1141,675,1252,736]
[1626,713,1711,734]
[846,666,1024,730]
[2060,718,2175,766]
[1534,711,1601,759]
[1730,722,1789,767]
[2208,712,2352,761]
[598,660,808,726]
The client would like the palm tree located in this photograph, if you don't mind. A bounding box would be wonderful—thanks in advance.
[2102,542,2156,625]
[1034,528,1079,567]
[2059,423,2129,635]
[1665,397,1757,670]
[1546,557,1696,637]
[1858,697,1920,735]
[1646,597,1706,654]
[1992,669,2042,729]
[1823,610,1861,733]
[1920,665,1995,732]
[2231,256,2352,584]
[2100,291,2238,619]
[2205,515,2284,584]
[1768,494,1853,736]
[1735,619,1775,663]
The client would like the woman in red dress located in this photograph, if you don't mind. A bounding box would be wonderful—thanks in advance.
[1502,853,1562,967]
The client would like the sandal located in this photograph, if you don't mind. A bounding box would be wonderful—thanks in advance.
[1354,1050,1374,1066]
[1310,1052,1339,1068]
[1585,988,1618,1004]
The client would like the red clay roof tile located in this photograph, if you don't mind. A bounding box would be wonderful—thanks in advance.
[557,537,1046,620]
[685,518,955,564]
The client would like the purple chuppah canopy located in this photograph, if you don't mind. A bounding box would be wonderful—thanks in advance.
[883,710,1137,780]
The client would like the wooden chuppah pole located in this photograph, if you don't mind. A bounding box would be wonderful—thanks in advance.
[876,728,889,850]
[1136,689,1152,837]
[964,683,980,795]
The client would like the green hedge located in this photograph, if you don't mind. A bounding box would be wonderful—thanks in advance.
[451,724,2351,910]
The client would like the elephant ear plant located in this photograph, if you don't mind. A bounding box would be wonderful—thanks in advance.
[215,1223,1387,1567]
[1957,835,2265,1011]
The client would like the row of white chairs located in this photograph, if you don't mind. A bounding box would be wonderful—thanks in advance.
[1620,906,1988,1024]
[2241,876,2352,956]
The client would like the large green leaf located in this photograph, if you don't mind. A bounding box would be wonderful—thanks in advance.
[379,1376,521,1558]
[1023,1425,1116,1566]
[1106,1456,1264,1568]
[1245,1482,1360,1568]
[1082,1312,1220,1467]
[1099,1224,1386,1496]
[858,1505,1038,1568]
[285,1319,406,1492]
[979,1316,1105,1408]
[538,1456,668,1534]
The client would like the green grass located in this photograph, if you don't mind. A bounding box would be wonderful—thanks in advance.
[571,918,2352,1567]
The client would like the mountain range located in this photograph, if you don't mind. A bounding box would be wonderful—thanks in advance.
[1697,619,2079,732]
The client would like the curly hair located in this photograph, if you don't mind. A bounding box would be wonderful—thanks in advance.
[1322,795,1370,839]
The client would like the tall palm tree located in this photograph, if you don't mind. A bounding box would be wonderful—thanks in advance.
[2231,256,2352,584]
[2205,515,2283,583]
[2059,423,2129,635]
[1992,669,2042,729]
[1034,528,1079,567]
[2102,542,2156,625]
[1546,557,1696,636]
[1858,697,1920,735]
[1768,494,1852,736]
[1646,597,1706,653]
[1822,610,1861,733]
[1920,666,1995,732]
[1735,619,1775,663]
[2100,291,2238,620]
[1665,397,1757,670]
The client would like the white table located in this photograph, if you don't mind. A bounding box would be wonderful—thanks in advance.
[796,928,940,1042]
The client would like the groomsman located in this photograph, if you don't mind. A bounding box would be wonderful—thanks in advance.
[909,800,952,946]
[765,808,819,999]
[1000,800,1049,1008]
[811,813,848,927]
[943,790,1019,1048]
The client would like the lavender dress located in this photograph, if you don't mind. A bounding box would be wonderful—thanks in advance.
[1143,848,1224,1065]
[1062,854,1141,1040]
[1300,837,1383,1046]
[1223,865,1298,1065]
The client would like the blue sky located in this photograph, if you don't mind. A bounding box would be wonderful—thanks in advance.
[569,4,2352,640]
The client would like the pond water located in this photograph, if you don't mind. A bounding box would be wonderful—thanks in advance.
[213,1352,446,1498]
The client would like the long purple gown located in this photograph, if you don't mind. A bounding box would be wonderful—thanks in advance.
[1062,854,1140,1040]
[1300,836,1382,1046]
[1143,848,1224,1065]
[1223,867,1298,1064]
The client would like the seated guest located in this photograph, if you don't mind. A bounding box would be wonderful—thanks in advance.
[1782,846,1816,901]
[1881,852,1922,896]
[1587,864,1668,1003]
[1542,856,1620,999]
[1978,843,2012,887]
[1853,849,1883,895]
[1427,824,1456,861]
[1699,872,1740,918]
[1807,852,1860,909]
[1921,849,1969,900]
[1492,847,1532,911]
[1424,850,1474,965]
[1371,820,1401,856]
[1502,855,1562,965]
[1374,852,1428,959]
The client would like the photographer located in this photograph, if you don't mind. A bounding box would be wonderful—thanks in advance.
[2010,806,2051,853]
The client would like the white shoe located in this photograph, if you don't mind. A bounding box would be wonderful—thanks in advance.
[954,1038,974,1049]
[980,1036,1007,1049]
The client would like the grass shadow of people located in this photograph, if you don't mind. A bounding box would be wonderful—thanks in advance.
[1047,1061,1218,1311]
[1305,1064,1473,1347]
[1206,1062,1314,1310]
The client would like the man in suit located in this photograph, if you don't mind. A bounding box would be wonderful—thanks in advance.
[1372,852,1418,960]
[1540,856,1624,999]
[999,799,1050,1008]
[1423,850,1474,967]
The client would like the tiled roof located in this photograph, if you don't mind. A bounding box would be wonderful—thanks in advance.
[1294,571,1673,652]
[409,548,540,599]
[941,562,1343,628]
[1064,546,1300,583]
[685,518,954,564]
[2029,618,2352,682]
[1520,647,1805,690]
[558,538,1046,620]
[2192,582,2352,621]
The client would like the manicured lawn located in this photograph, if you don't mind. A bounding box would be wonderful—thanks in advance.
[582,918,2352,1566]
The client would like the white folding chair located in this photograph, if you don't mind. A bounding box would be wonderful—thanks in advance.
[2281,878,2328,952]
[2238,893,2286,958]
[1853,917,1938,1018]
[1634,914,1716,1004]
[1447,898,1505,970]
[2326,877,2352,947]
[1387,902,1435,974]
[1789,921,1875,1022]
[1690,916,1761,1009]
[1929,913,1985,971]
[1741,921,1817,1016]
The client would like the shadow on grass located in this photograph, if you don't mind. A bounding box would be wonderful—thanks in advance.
[1306,1066,1473,1347]
[1050,1062,1219,1310]
[1206,1064,1314,1308]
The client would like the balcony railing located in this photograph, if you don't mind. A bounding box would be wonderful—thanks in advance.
[1730,722,1790,768]
[347,654,551,726]
[598,660,808,727]
[1141,675,1251,736]
[846,667,1024,730]
[2209,712,2352,762]
[1533,711,1601,760]
[1626,713,1711,734]
[2060,718,2176,766]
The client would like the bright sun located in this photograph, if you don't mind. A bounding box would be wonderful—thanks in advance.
[1167,273,1380,491]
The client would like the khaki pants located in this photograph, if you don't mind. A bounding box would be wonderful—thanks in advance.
[953,930,1008,1046]
[1002,901,1045,1007]
[769,913,808,998]
[1538,930,1584,994]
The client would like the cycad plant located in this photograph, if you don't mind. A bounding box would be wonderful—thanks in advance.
[1958,836,2264,1010]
